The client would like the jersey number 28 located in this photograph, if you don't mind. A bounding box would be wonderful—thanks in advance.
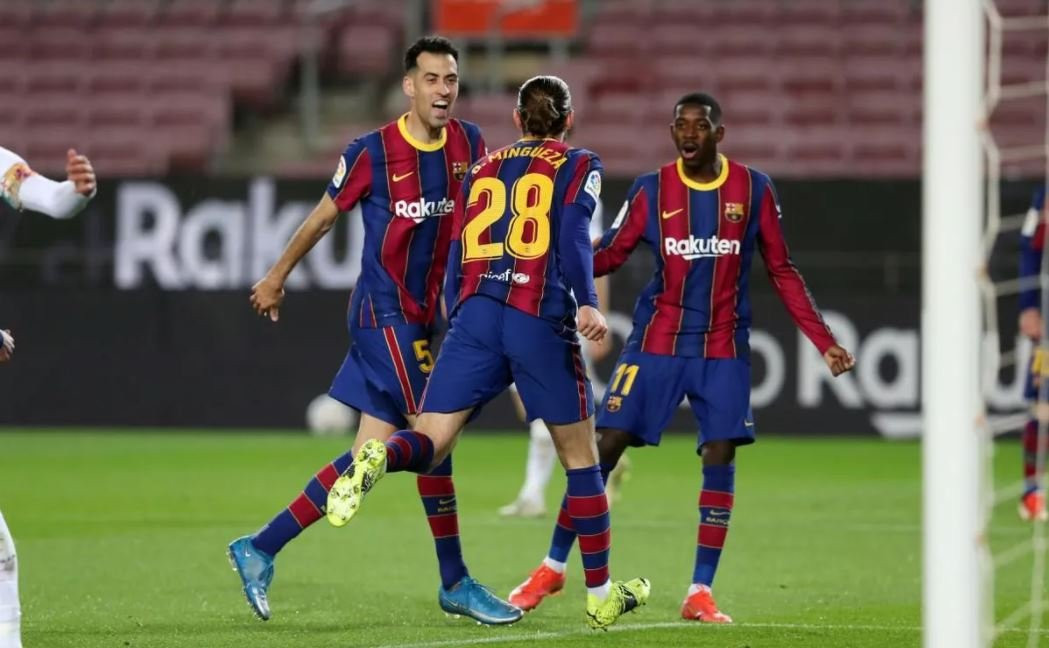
[462,173,552,261]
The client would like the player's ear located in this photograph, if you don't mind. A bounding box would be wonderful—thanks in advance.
[714,124,725,143]
[565,111,575,133]
[512,108,522,132]
[402,74,415,100]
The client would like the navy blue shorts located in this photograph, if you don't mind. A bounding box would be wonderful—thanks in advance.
[329,323,434,428]
[421,296,594,424]
[595,349,755,451]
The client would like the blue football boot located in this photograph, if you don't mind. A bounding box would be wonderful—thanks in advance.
[438,576,524,625]
[227,536,274,620]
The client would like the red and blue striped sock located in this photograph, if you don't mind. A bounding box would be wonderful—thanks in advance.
[1024,419,1041,494]
[547,463,613,565]
[693,464,735,587]
[417,454,469,589]
[565,465,611,588]
[251,448,355,556]
[385,430,435,473]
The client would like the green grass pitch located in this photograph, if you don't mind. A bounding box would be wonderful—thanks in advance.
[0,430,1041,647]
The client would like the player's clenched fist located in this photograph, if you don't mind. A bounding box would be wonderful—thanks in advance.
[577,305,607,343]
[250,275,285,322]
[823,345,855,377]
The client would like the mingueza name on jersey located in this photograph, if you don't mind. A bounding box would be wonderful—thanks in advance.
[393,198,454,220]
[480,268,531,285]
[664,235,741,260]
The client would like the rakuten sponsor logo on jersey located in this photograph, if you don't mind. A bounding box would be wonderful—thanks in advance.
[480,268,531,285]
[664,235,741,260]
[393,198,454,220]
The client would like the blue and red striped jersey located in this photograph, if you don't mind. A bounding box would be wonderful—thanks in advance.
[326,114,486,328]
[1020,186,1046,313]
[444,138,603,325]
[594,155,836,358]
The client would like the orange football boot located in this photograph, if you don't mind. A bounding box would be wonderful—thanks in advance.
[680,586,733,623]
[1020,490,1048,522]
[508,564,566,611]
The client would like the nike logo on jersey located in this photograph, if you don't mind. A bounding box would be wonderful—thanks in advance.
[392,171,415,182]
[661,208,683,220]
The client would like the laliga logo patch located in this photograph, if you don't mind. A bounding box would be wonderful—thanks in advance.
[584,170,601,201]
[452,161,468,181]
[331,156,347,188]
[724,202,744,223]
[0,162,32,210]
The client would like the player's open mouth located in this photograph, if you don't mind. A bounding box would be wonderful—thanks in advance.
[433,100,450,117]
[680,142,699,159]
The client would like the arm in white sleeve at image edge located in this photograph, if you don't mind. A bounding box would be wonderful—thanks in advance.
[0,145,95,219]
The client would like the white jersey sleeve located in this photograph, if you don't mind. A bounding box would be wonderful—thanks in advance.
[0,146,92,220]
[589,199,604,240]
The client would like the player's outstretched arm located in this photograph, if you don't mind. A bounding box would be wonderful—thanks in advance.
[251,193,339,322]
[0,329,14,363]
[593,184,648,277]
[0,147,96,219]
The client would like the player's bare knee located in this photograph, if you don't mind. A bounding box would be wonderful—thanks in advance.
[701,440,735,466]
[596,428,631,466]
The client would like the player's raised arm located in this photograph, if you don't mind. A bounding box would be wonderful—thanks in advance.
[593,180,648,276]
[1019,189,1045,339]
[756,180,854,376]
[252,140,371,322]
[0,146,96,219]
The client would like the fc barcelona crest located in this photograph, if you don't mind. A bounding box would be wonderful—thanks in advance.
[452,161,468,181]
[724,202,744,223]
[606,395,623,413]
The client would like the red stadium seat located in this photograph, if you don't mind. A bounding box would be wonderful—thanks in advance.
[0,0,35,28]
[223,0,287,26]
[776,1,840,26]
[23,62,85,95]
[712,56,776,94]
[28,28,93,61]
[87,64,148,95]
[35,0,100,28]
[338,24,397,77]
[846,90,918,127]
[649,0,713,27]
[714,1,776,26]
[841,0,910,26]
[702,26,777,57]
[98,0,162,27]
[597,0,655,26]
[649,23,702,57]
[157,0,222,26]
[779,58,843,95]
[153,27,217,62]
[93,28,155,61]
[776,25,842,59]
[843,56,909,93]
[586,23,646,58]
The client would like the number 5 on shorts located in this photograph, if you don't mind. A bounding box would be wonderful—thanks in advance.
[413,340,434,373]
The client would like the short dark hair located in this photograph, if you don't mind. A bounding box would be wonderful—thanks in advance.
[675,92,722,125]
[517,75,572,137]
[404,35,459,73]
